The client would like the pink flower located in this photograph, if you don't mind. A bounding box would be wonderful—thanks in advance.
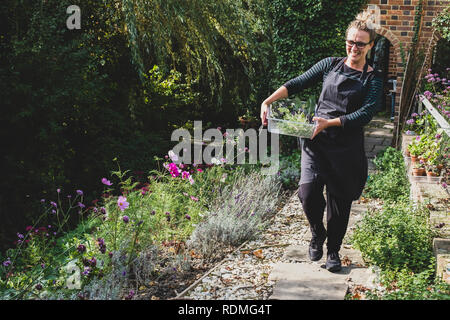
[102,178,113,186]
[117,196,129,211]
[190,196,199,202]
[196,168,203,172]
[182,171,190,179]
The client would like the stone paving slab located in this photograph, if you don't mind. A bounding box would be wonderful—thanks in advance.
[268,263,349,300]
[270,279,348,300]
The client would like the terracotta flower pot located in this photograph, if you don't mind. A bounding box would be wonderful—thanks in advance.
[411,156,419,164]
[426,170,438,182]
[412,168,426,176]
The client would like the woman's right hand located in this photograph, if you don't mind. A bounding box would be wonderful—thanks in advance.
[260,102,269,126]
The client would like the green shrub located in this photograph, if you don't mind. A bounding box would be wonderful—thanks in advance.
[363,147,410,201]
[351,201,436,274]
[365,264,450,300]
[187,167,283,261]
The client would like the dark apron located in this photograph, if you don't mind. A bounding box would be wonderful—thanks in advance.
[299,57,370,200]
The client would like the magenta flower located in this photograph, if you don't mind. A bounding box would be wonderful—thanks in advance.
[78,202,85,209]
[182,171,190,179]
[101,178,113,186]
[76,190,83,196]
[117,196,129,211]
[190,196,199,201]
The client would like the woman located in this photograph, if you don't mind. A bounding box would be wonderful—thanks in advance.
[260,14,383,272]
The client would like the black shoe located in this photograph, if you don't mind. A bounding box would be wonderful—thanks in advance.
[326,251,342,272]
[308,233,326,261]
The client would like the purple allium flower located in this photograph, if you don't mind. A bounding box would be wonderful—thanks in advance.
[436,134,442,139]
[442,182,448,189]
[40,199,45,203]
[185,214,191,220]
[100,207,106,214]
[78,202,85,209]
[117,196,129,211]
[57,188,61,193]
[51,209,56,214]
[50,201,57,208]
[122,270,127,277]
[406,119,414,125]
[77,244,86,253]
[108,252,113,258]
[2,259,11,267]
[101,178,113,186]
[150,210,155,215]
[41,263,45,269]
[122,215,130,223]
[76,190,83,196]
[411,113,419,117]
[17,233,24,239]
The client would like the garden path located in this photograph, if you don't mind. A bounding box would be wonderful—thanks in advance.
[177,115,394,300]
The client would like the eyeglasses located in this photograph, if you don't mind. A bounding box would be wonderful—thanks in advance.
[346,40,371,49]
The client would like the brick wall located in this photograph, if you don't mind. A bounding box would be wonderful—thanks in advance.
[366,0,448,139]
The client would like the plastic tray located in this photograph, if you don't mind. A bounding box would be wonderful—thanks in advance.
[267,103,316,139]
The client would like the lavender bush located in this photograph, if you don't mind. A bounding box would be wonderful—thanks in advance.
[187,167,284,260]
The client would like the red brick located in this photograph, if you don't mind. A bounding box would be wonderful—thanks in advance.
[400,5,415,10]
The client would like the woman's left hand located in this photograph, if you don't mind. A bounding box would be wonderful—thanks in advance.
[311,117,329,139]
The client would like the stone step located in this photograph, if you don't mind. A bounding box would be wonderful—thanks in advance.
[268,244,375,300]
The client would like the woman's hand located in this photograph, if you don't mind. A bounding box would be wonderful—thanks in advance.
[260,102,269,126]
[311,117,329,139]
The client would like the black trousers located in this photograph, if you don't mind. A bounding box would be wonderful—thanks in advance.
[297,175,353,253]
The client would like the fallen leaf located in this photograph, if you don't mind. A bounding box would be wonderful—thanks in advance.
[253,249,264,259]
[352,292,361,300]
[342,256,352,267]
[151,296,160,300]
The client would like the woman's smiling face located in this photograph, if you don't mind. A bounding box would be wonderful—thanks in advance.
[346,27,373,65]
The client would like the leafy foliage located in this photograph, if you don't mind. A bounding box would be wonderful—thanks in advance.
[268,0,369,101]
[363,147,410,201]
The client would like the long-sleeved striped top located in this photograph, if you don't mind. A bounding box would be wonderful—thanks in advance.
[283,57,383,128]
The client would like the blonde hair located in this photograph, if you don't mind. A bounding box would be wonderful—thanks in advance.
[346,11,378,43]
